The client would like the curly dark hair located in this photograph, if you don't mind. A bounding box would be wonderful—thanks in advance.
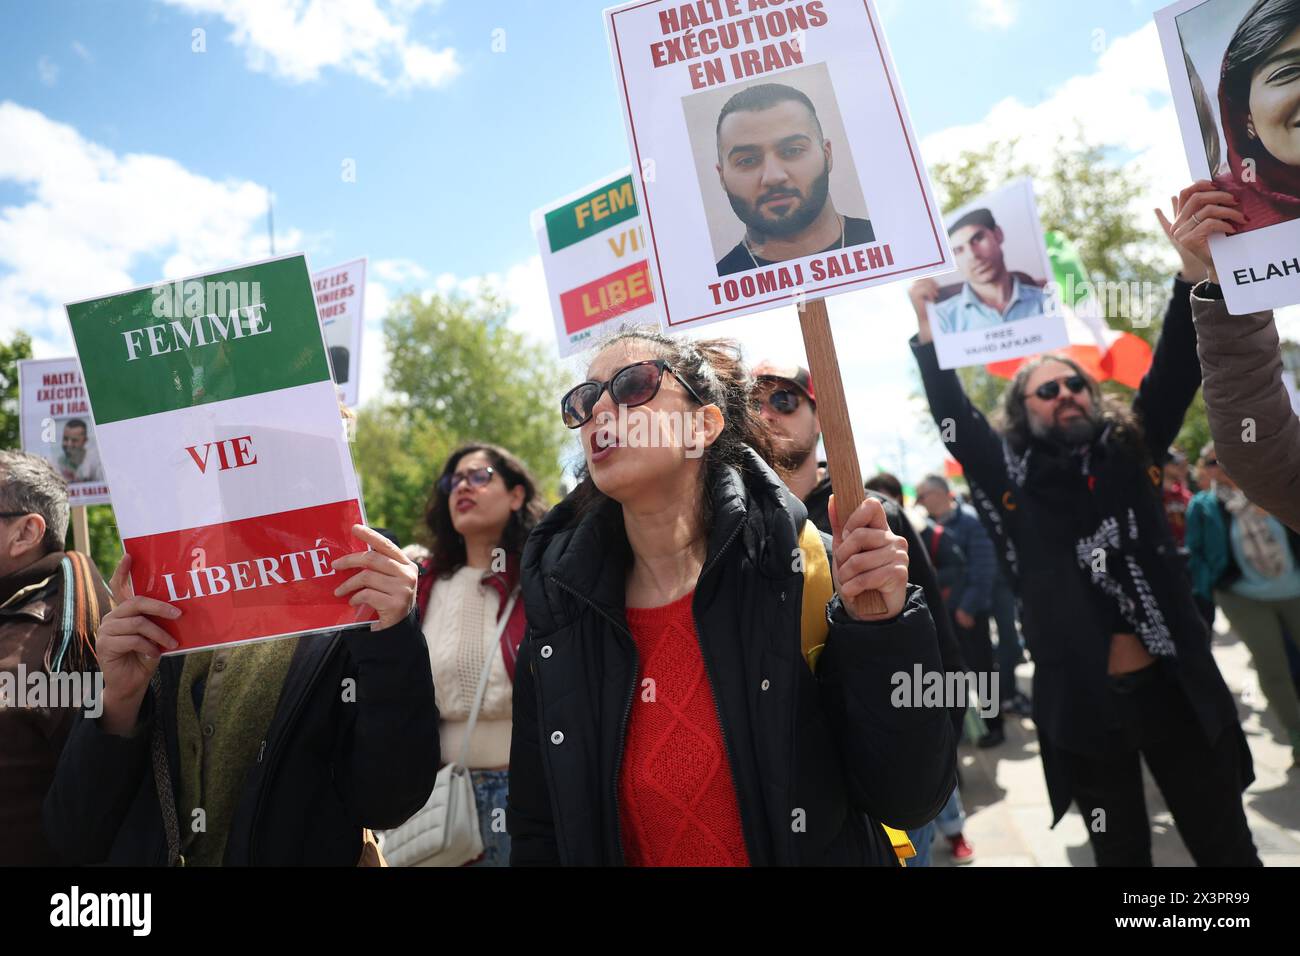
[564,326,778,531]
[995,353,1144,458]
[424,443,546,578]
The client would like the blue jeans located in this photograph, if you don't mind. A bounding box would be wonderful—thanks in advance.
[469,769,511,867]
[906,787,967,867]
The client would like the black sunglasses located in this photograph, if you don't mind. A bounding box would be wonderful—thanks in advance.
[0,512,31,519]
[753,388,802,415]
[561,360,705,430]
[1203,458,1219,468]
[438,466,495,496]
[1032,375,1088,402]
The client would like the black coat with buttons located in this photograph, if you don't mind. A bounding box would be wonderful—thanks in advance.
[507,449,956,866]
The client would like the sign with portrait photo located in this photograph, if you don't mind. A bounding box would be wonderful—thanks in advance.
[533,170,664,357]
[16,357,111,507]
[1157,0,1300,314]
[926,179,1068,370]
[604,0,953,331]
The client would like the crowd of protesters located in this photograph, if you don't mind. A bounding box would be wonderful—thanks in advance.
[0,179,1297,868]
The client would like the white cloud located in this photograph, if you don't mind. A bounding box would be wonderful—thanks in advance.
[157,0,460,91]
[37,56,59,86]
[971,0,1019,31]
[0,101,300,356]
[71,41,93,63]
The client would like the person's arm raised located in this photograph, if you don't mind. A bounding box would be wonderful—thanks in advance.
[907,279,1014,511]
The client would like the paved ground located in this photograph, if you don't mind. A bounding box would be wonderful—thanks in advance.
[925,616,1300,867]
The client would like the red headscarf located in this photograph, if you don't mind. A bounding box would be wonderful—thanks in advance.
[1214,47,1300,230]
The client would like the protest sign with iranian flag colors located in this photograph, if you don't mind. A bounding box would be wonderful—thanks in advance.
[533,169,664,357]
[16,357,111,507]
[65,254,373,654]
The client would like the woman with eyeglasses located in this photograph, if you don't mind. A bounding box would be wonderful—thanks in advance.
[507,328,954,867]
[408,443,545,866]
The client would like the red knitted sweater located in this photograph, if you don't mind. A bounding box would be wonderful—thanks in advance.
[618,590,750,867]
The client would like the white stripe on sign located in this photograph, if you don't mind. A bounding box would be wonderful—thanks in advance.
[96,380,359,538]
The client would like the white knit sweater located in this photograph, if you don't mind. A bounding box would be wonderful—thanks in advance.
[421,566,512,770]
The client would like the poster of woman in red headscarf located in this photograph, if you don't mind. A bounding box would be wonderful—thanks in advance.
[1159,0,1300,313]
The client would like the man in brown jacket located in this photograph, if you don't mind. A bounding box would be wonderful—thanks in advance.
[1159,181,1300,533]
[0,451,110,865]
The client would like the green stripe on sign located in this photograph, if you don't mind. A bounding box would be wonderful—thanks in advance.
[545,175,639,253]
[67,256,331,425]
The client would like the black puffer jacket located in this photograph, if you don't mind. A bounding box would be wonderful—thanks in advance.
[507,450,955,866]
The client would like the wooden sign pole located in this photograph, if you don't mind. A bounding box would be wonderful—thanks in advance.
[798,297,887,617]
[71,505,90,555]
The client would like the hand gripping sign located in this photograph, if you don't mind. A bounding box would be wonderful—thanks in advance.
[605,0,953,610]
[65,254,374,653]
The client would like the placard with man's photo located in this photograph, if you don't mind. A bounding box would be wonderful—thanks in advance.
[16,357,111,507]
[605,0,953,332]
[921,179,1068,370]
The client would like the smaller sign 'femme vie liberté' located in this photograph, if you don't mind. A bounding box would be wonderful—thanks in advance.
[64,254,372,654]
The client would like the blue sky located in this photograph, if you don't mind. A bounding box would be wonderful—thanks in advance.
[0,0,1205,477]
[4,0,1163,279]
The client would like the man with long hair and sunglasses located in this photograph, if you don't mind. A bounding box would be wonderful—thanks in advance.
[906,213,1260,867]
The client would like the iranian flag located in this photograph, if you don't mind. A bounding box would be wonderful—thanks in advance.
[987,231,1153,388]
[66,255,373,653]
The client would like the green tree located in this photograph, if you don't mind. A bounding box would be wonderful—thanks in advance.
[354,288,572,548]
[925,134,1209,459]
[0,331,33,448]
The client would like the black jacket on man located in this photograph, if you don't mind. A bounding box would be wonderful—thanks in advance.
[911,276,1251,823]
[507,449,956,866]
[44,612,438,865]
[808,476,967,737]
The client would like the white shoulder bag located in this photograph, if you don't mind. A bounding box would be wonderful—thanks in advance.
[380,585,519,868]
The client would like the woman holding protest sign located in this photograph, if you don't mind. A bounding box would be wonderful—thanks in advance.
[1158,179,1300,534]
[507,328,954,866]
[43,524,437,866]
[388,444,544,867]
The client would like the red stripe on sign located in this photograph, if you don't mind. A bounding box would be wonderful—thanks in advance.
[124,499,376,652]
[559,260,654,335]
